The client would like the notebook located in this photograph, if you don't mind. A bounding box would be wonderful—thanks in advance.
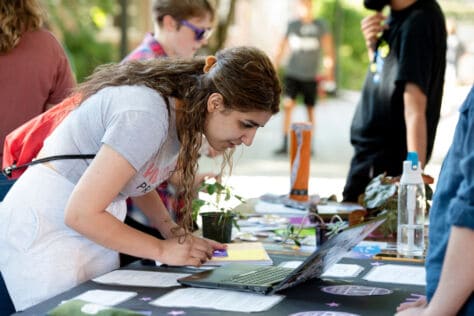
[178,216,386,295]
[204,242,273,266]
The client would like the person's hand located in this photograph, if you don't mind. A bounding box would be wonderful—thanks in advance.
[394,306,427,316]
[421,173,434,184]
[360,12,388,52]
[395,296,427,315]
[201,236,227,251]
[157,234,215,266]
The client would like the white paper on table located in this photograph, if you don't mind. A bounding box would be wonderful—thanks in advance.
[93,270,190,287]
[363,264,426,285]
[278,261,303,269]
[72,289,137,306]
[316,202,364,214]
[255,200,363,216]
[150,288,284,313]
[254,200,307,216]
[321,263,364,278]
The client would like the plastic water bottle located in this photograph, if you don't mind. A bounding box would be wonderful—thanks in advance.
[397,152,426,256]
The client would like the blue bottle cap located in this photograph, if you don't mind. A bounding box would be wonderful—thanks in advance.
[406,152,419,170]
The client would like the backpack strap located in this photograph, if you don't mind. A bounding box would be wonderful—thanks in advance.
[2,154,95,178]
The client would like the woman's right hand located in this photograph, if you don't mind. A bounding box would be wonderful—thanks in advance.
[395,296,427,315]
[360,12,388,53]
[157,234,214,266]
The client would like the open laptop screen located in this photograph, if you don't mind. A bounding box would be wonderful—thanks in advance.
[273,216,386,293]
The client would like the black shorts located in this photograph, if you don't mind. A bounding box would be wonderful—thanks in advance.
[284,76,318,107]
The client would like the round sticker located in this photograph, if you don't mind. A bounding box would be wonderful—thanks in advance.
[321,285,392,296]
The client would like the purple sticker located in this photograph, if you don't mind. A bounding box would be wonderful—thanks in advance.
[370,261,384,266]
[404,293,426,302]
[326,302,340,307]
[135,311,153,316]
[139,297,152,301]
[213,249,228,257]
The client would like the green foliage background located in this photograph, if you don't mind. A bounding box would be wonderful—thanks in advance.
[43,0,119,83]
[314,0,368,91]
[42,0,472,89]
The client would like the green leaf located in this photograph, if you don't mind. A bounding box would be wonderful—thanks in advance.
[215,182,225,191]
[363,174,398,209]
[206,184,216,195]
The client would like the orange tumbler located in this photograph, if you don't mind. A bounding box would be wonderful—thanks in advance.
[289,122,312,201]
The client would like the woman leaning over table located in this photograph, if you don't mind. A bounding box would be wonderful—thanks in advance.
[0,46,281,311]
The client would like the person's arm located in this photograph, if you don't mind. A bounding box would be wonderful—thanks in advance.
[130,190,182,239]
[360,12,387,60]
[396,227,474,316]
[425,226,474,315]
[131,175,225,247]
[404,83,427,168]
[320,33,335,81]
[64,144,214,266]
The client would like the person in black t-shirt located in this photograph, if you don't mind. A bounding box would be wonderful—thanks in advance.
[342,0,446,202]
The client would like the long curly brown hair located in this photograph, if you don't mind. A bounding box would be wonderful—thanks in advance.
[76,46,281,233]
[0,0,44,53]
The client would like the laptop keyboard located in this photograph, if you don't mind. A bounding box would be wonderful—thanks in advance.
[226,266,292,285]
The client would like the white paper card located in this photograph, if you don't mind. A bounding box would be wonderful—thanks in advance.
[255,200,307,215]
[150,288,284,312]
[278,261,303,269]
[363,264,426,285]
[321,263,364,278]
[316,202,364,214]
[93,270,190,288]
[72,289,137,306]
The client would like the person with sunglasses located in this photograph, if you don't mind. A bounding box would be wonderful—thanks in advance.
[124,0,214,60]
[121,0,218,267]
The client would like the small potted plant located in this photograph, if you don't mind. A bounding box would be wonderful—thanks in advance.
[360,173,433,239]
[192,179,244,243]
[280,212,347,247]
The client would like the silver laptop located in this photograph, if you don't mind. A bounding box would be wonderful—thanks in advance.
[178,216,386,295]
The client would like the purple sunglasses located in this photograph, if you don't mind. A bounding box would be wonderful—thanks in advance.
[180,20,213,41]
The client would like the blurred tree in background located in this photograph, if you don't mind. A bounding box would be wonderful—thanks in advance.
[314,0,368,91]
[41,0,472,89]
[43,0,119,83]
[206,0,237,54]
